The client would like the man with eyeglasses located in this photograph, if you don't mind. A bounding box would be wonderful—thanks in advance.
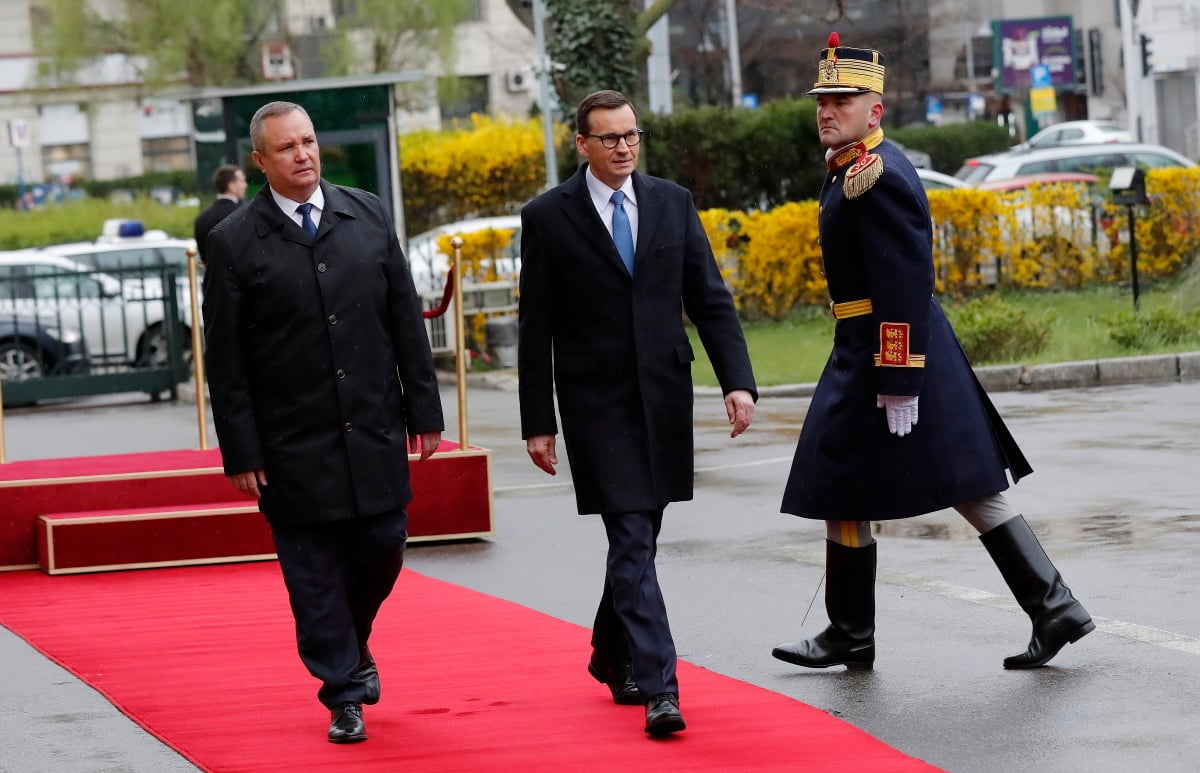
[518,89,757,737]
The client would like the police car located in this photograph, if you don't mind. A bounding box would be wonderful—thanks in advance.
[0,221,198,367]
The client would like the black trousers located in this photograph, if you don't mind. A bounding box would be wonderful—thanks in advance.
[592,509,678,698]
[270,508,408,708]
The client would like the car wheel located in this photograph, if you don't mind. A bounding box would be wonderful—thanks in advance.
[135,323,192,369]
[0,341,48,381]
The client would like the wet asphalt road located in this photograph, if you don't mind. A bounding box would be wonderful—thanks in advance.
[1,379,1198,772]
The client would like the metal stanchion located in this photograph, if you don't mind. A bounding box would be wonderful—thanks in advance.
[186,248,210,450]
[451,236,468,449]
[0,379,7,463]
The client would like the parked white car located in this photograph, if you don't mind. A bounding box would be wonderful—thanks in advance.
[954,142,1195,184]
[0,251,194,367]
[405,215,522,293]
[23,219,196,274]
[1017,120,1133,151]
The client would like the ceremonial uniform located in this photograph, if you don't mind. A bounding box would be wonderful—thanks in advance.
[772,35,1092,673]
[780,131,1031,521]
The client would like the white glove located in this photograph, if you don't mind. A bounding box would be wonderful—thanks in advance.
[877,394,919,437]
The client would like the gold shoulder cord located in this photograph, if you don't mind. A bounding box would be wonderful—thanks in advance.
[843,155,883,199]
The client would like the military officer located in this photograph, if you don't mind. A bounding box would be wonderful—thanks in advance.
[772,33,1093,672]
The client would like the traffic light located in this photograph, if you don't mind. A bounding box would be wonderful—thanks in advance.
[1140,34,1153,76]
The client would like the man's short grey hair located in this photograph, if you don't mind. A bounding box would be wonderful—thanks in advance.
[249,101,311,152]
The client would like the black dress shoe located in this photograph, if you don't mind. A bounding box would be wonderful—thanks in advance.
[353,645,380,705]
[588,657,643,705]
[644,692,686,736]
[328,702,367,744]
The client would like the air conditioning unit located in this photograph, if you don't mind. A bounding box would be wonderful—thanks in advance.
[310,14,336,32]
[505,69,533,93]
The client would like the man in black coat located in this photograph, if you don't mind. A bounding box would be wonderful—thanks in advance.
[772,34,1093,673]
[519,90,757,737]
[192,164,246,264]
[203,101,444,744]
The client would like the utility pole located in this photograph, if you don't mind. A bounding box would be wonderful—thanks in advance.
[724,0,742,107]
[1119,0,1142,141]
[532,0,558,188]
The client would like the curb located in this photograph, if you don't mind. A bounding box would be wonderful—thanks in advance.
[177,351,1200,405]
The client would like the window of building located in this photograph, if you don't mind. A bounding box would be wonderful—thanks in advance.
[42,143,91,182]
[438,75,489,124]
[142,136,192,173]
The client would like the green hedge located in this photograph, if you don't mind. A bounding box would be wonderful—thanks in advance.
[889,122,1013,175]
[0,197,199,250]
[641,98,1014,211]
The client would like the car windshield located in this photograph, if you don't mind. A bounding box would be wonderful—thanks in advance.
[955,162,996,184]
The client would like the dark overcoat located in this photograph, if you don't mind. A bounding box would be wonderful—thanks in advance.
[518,166,757,515]
[193,197,239,264]
[781,137,1032,521]
[203,181,444,524]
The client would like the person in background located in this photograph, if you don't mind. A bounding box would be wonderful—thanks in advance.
[772,34,1093,674]
[203,101,443,744]
[193,164,247,264]
[518,89,757,738]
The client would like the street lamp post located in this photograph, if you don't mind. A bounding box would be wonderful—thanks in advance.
[531,0,558,189]
[724,0,742,107]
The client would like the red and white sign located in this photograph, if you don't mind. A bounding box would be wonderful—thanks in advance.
[261,41,296,81]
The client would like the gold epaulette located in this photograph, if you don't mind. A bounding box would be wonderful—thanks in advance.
[844,153,883,199]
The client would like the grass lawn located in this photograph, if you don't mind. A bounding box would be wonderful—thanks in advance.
[688,278,1200,387]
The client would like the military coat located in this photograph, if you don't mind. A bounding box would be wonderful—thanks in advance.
[781,135,1032,521]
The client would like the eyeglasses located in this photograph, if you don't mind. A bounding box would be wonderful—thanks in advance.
[586,129,644,149]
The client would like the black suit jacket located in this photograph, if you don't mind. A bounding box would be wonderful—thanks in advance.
[193,197,240,263]
[203,181,444,524]
[518,166,756,515]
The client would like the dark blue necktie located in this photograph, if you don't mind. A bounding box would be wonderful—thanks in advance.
[296,202,318,240]
[610,190,635,275]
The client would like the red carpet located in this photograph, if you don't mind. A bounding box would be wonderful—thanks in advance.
[0,564,941,772]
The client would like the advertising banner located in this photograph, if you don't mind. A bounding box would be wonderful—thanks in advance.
[994,16,1076,92]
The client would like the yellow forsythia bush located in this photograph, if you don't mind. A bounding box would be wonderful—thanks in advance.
[700,166,1200,320]
[1099,167,1200,282]
[434,227,518,283]
[400,115,569,235]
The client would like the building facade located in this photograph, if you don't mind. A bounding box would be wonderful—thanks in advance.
[0,0,536,189]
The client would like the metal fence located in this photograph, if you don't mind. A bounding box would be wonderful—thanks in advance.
[0,264,191,407]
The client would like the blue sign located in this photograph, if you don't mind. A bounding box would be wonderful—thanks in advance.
[1030,64,1052,89]
[741,93,759,110]
[925,95,943,123]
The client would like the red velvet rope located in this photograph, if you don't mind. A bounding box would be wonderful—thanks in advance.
[422,267,455,319]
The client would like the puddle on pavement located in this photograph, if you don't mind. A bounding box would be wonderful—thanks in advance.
[873,510,1200,546]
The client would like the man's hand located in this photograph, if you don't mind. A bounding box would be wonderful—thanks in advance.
[877,394,919,437]
[526,434,558,475]
[408,431,442,461]
[725,389,756,438]
[229,469,268,499]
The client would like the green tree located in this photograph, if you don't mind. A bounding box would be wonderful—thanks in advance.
[38,0,279,88]
[504,0,677,114]
[322,0,474,76]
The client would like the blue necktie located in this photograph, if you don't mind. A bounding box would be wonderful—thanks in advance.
[610,190,635,275]
[296,202,318,240]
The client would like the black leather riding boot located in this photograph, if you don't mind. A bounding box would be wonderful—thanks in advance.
[772,540,876,669]
[980,515,1095,669]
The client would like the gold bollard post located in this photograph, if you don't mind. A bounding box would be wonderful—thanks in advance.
[0,378,7,463]
[186,248,210,450]
[450,236,468,450]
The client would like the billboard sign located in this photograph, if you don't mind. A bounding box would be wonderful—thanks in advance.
[994,16,1076,92]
